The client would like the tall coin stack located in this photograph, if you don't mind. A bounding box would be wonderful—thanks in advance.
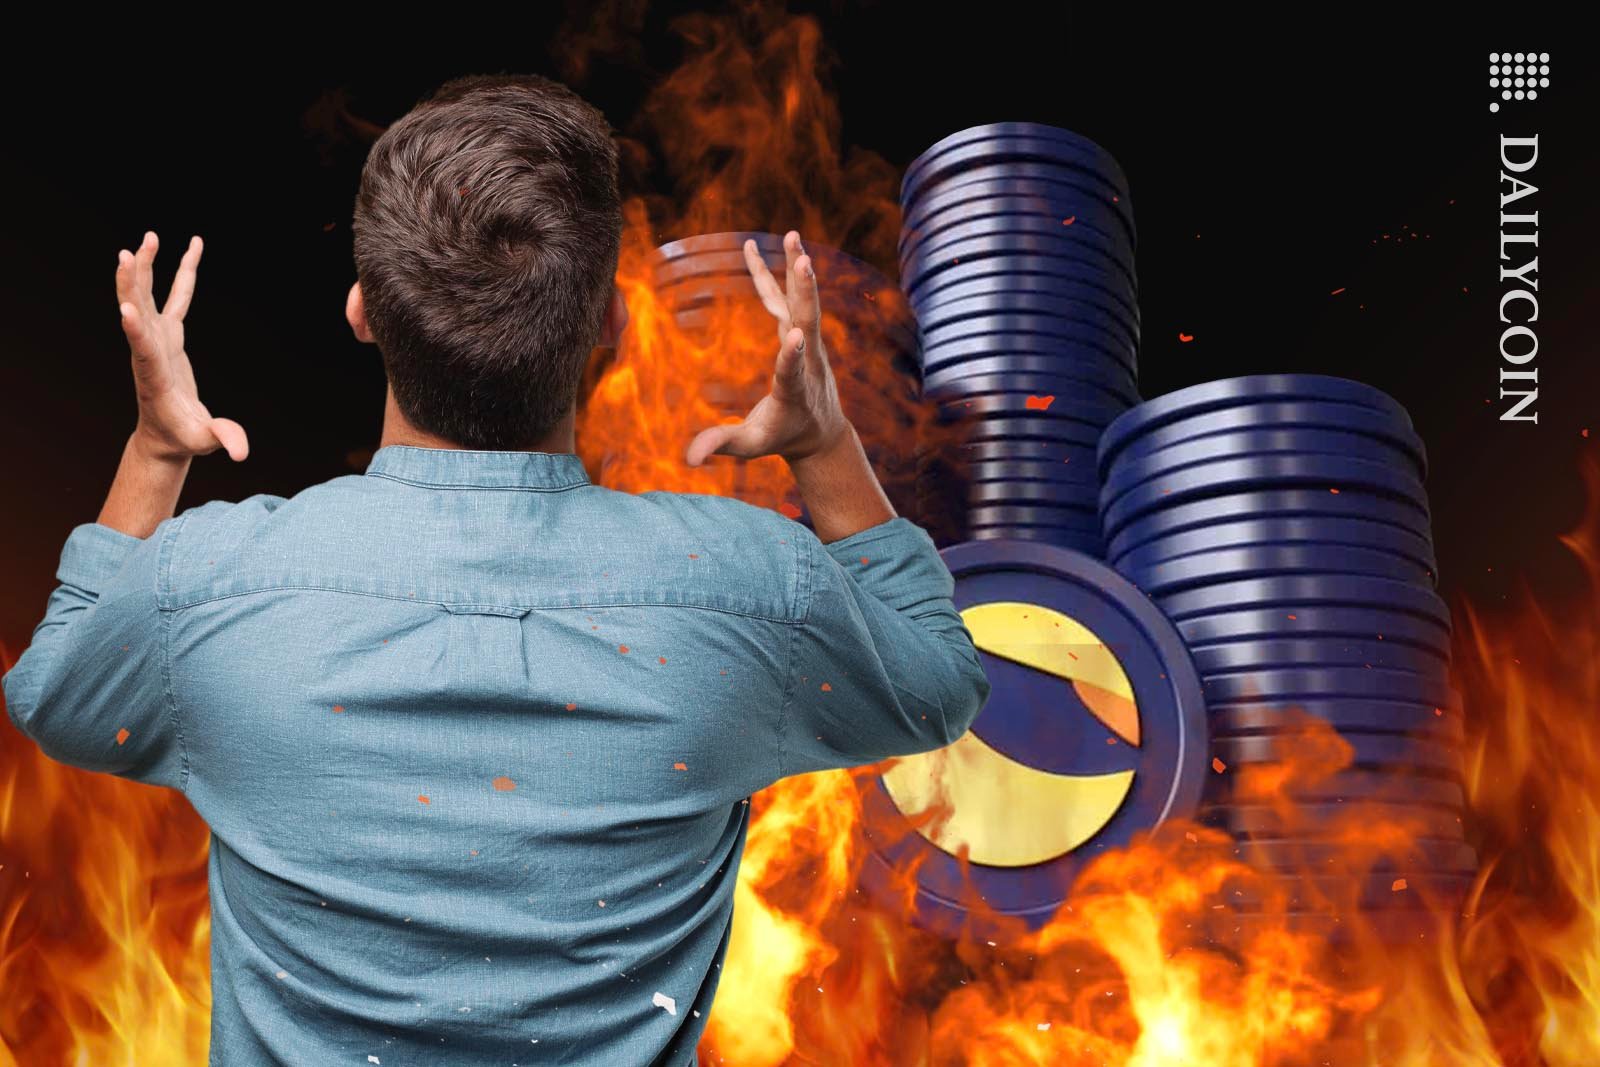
[651,232,921,525]
[898,122,1142,555]
[1097,375,1478,913]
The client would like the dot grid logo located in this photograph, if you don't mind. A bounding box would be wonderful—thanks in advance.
[1489,52,1550,112]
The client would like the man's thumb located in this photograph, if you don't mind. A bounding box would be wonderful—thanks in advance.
[209,418,250,462]
[685,422,751,467]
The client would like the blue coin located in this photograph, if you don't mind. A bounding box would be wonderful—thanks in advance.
[908,167,1145,236]
[1188,635,1450,676]
[654,230,787,261]
[905,231,1136,295]
[915,292,1140,352]
[934,396,1126,425]
[1154,575,1451,628]
[968,504,1105,528]
[1198,667,1459,711]
[1118,543,1437,595]
[1099,375,1413,471]
[1107,429,1425,491]
[1216,873,1476,914]
[652,237,876,283]
[965,527,1108,555]
[1100,454,1431,539]
[901,213,1136,283]
[1209,729,1465,771]
[926,373,1133,410]
[1206,699,1464,741]
[1206,801,1466,838]
[922,318,1136,370]
[1110,516,1436,575]
[855,539,1206,937]
[900,197,1134,254]
[661,269,912,325]
[654,231,889,279]
[902,134,1131,217]
[945,439,1102,465]
[910,256,1140,321]
[904,234,1137,293]
[901,182,1136,250]
[937,394,1126,427]
[914,279,1141,344]
[941,415,1117,448]
[1207,768,1466,809]
[902,124,1129,187]
[958,460,1113,486]
[920,468,1104,497]
[913,268,1139,313]
[1231,838,1478,874]
[1174,605,1452,658]
[960,481,1105,510]
[1098,404,1426,480]
[910,160,1136,237]
[1105,489,1435,558]
[922,361,1140,408]
[919,334,1140,381]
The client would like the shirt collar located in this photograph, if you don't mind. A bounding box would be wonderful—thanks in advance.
[364,445,592,490]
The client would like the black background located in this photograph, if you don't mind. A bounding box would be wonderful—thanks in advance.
[3,7,1594,649]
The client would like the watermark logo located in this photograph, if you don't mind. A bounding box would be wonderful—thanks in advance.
[1489,52,1550,112]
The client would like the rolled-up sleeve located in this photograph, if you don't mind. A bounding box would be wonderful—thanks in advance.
[2,518,187,790]
[777,516,992,777]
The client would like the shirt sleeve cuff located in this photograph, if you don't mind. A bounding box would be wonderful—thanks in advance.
[820,516,934,562]
[56,522,146,592]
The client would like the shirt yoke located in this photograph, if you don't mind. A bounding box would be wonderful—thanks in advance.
[161,479,810,623]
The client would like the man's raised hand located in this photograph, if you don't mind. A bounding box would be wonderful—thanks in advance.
[117,230,248,464]
[684,230,852,468]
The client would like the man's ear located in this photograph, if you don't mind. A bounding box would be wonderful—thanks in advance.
[597,286,629,348]
[346,281,376,344]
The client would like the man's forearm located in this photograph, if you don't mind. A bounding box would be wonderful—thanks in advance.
[96,432,192,539]
[786,422,896,544]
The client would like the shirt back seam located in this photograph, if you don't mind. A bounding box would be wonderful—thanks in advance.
[774,535,815,781]
[162,583,804,625]
[158,511,193,793]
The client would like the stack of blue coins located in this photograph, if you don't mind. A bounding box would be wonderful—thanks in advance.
[651,232,921,525]
[897,123,1141,555]
[1097,375,1478,908]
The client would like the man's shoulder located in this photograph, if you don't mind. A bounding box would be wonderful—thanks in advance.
[174,487,299,536]
[162,490,298,604]
[633,488,792,528]
[625,489,812,609]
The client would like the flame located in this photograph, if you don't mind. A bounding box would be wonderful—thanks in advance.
[0,637,212,1066]
[2,6,1598,1065]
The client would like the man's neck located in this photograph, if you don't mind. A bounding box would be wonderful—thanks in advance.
[377,386,577,454]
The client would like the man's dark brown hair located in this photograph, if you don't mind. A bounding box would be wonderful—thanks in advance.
[352,73,623,450]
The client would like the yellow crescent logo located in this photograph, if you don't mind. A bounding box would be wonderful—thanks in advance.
[881,601,1139,867]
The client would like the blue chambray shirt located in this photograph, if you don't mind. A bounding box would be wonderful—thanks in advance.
[2,444,991,1066]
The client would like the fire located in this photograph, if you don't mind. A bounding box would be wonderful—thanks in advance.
[2,6,1598,1065]
[0,674,212,1065]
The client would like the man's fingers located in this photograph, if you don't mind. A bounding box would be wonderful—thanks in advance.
[164,236,203,320]
[133,231,159,314]
[743,239,789,322]
[115,248,136,307]
[789,253,823,366]
[782,230,801,322]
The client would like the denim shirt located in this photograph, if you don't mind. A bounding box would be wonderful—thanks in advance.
[2,444,991,1066]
